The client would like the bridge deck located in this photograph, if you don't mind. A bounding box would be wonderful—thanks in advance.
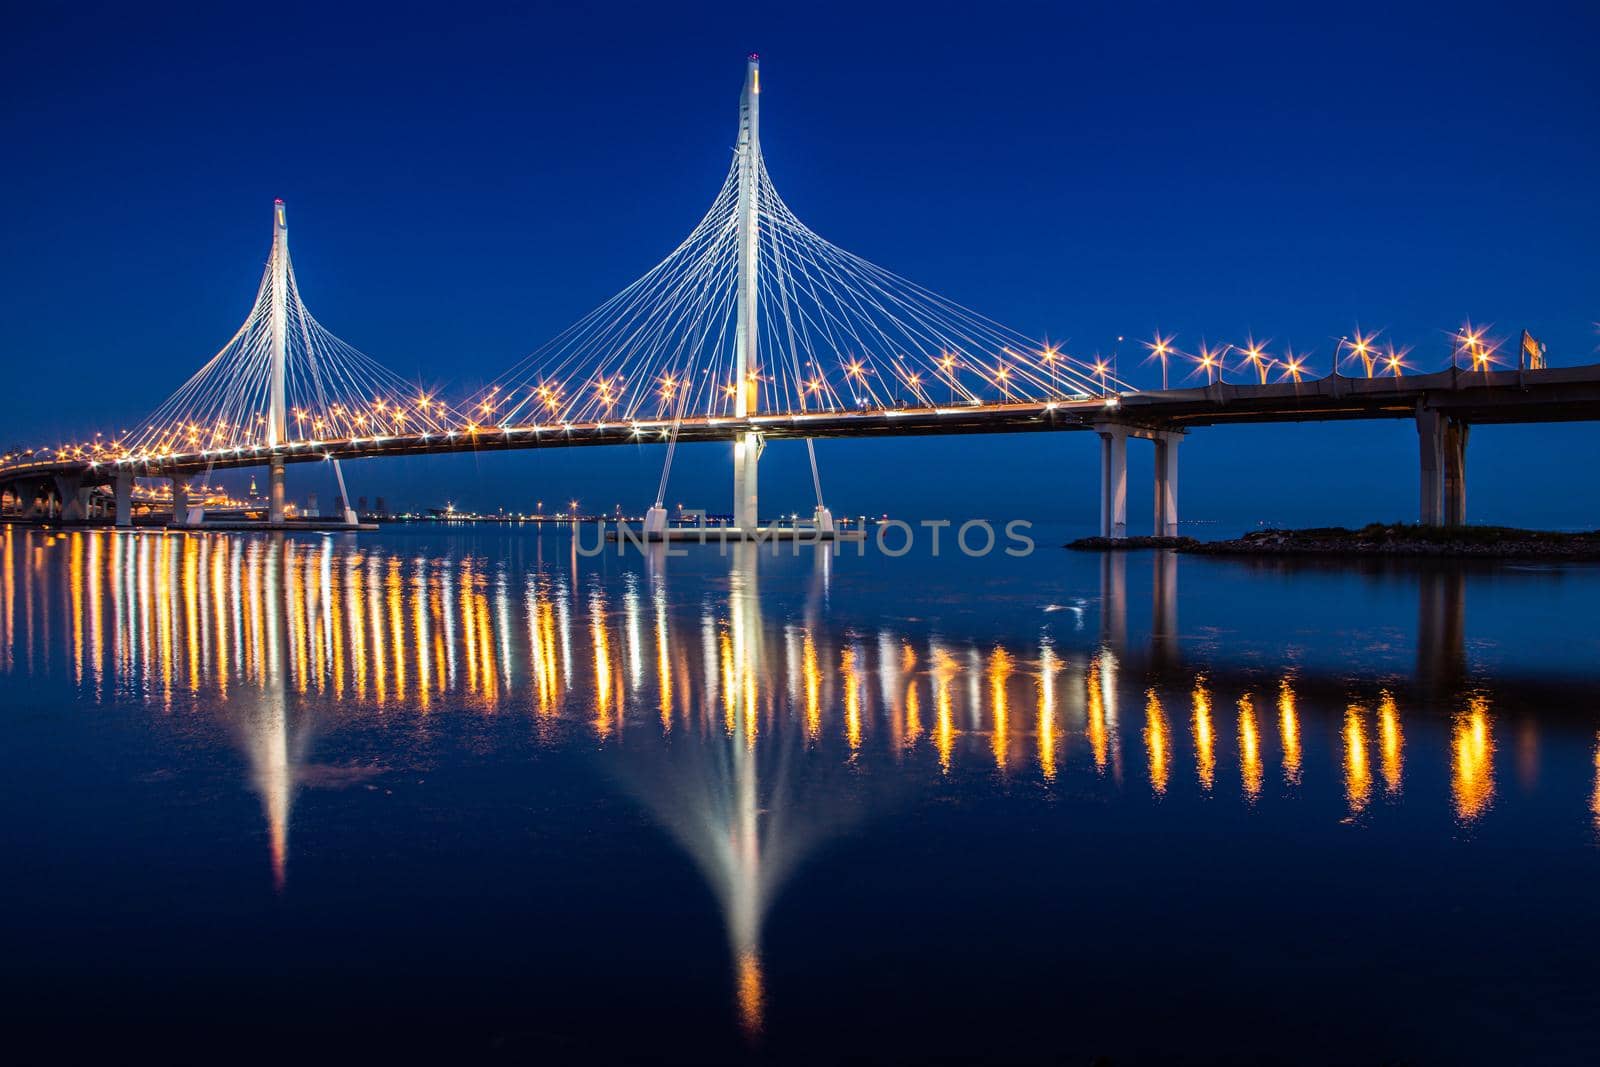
[4,364,1599,482]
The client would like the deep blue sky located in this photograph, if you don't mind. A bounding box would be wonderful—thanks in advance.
[4,1,1597,528]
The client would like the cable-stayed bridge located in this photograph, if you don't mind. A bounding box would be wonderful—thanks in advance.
[4,57,1599,536]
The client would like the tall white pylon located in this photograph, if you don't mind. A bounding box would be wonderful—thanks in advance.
[268,198,289,524]
[732,54,761,532]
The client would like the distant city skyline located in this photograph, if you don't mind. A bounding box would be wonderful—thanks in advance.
[4,2,1597,527]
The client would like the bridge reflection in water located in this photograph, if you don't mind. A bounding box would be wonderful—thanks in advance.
[2,524,1595,1034]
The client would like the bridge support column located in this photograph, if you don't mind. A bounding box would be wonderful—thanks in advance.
[733,431,760,532]
[55,474,87,523]
[1444,419,1469,527]
[1417,408,1445,527]
[25,479,47,520]
[114,472,134,528]
[1152,431,1180,538]
[268,456,286,525]
[1096,424,1127,540]
[171,474,191,526]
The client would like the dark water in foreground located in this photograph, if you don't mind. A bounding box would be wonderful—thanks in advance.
[2,522,1599,1063]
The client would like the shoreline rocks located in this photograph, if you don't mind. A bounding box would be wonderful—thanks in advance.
[1065,535,1199,551]
[1070,524,1600,560]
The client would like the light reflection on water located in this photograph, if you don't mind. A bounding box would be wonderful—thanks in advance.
[4,523,1600,1057]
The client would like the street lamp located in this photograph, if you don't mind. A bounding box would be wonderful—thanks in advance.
[1457,326,1493,371]
[1339,329,1379,378]
[1042,345,1060,398]
[1330,334,1349,376]
[1278,347,1307,384]
[1240,337,1273,384]
[938,353,959,404]
[1196,342,1231,385]
[1144,332,1174,390]
[1354,336,1375,378]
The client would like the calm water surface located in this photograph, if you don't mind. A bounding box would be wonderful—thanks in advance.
[3,522,1599,1063]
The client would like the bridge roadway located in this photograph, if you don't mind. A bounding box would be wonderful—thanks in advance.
[4,363,1599,530]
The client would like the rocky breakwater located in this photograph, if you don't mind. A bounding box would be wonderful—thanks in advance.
[1186,524,1600,560]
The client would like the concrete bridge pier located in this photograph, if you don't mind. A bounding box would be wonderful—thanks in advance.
[24,479,58,520]
[268,456,287,525]
[1096,423,1182,541]
[1,479,29,519]
[1096,424,1128,539]
[114,472,134,528]
[54,473,88,523]
[1417,409,1443,525]
[171,474,192,526]
[733,431,761,532]
[1153,431,1181,538]
[1417,408,1469,526]
[1444,420,1469,526]
[22,479,46,520]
